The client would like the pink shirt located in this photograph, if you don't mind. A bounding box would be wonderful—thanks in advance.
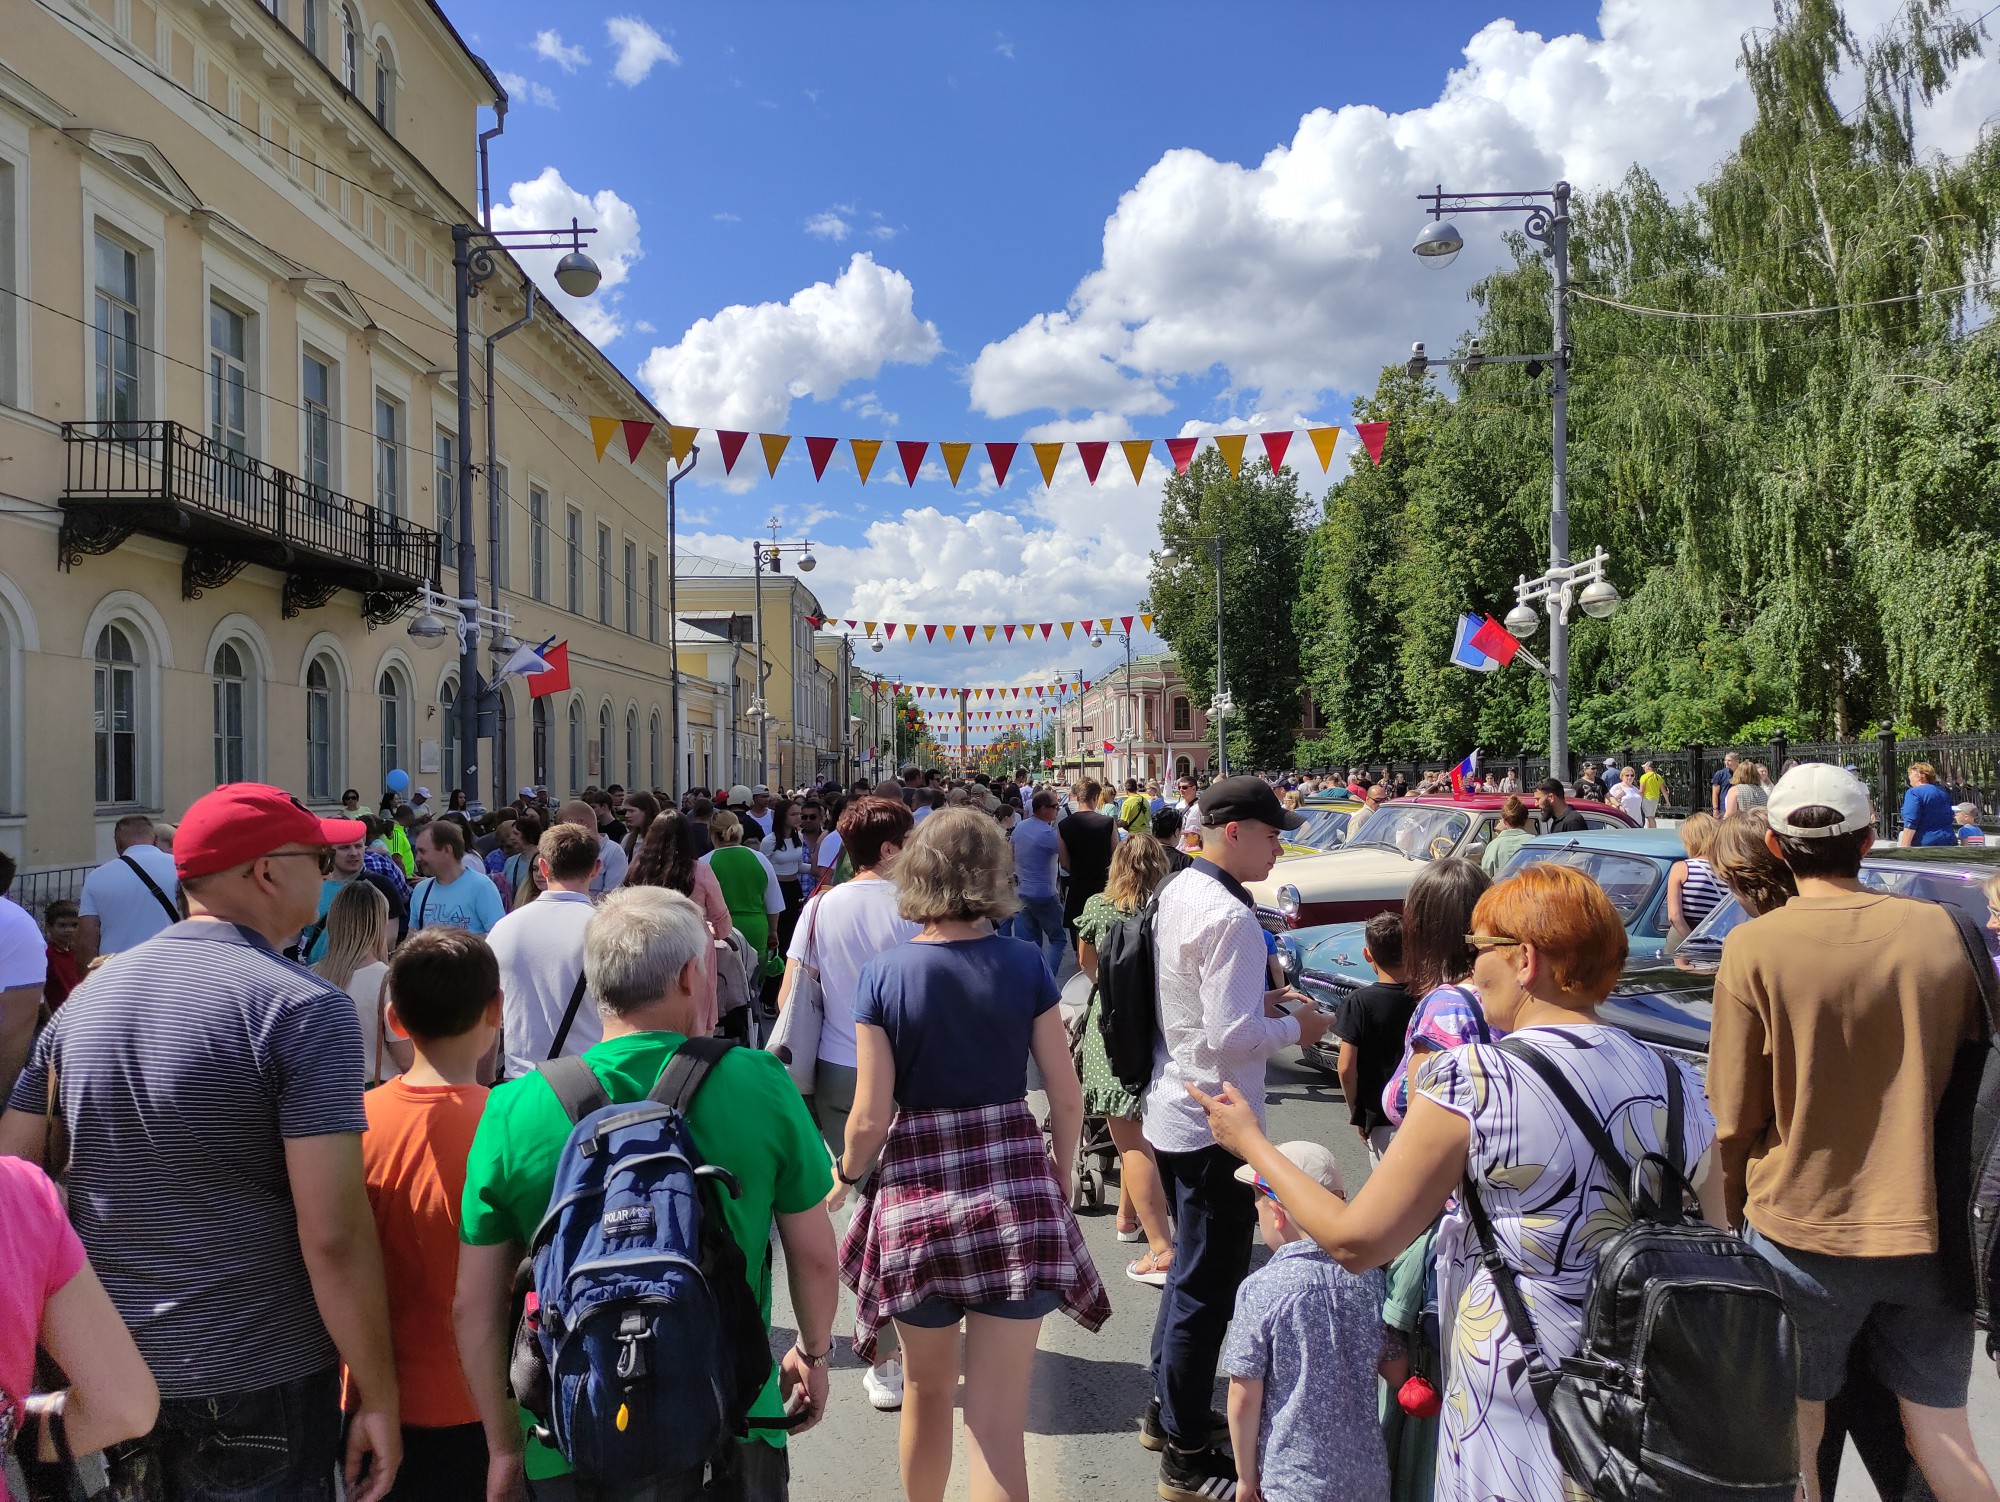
[0,1157,85,1483]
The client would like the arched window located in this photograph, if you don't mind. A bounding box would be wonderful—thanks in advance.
[212,643,247,786]
[625,706,639,788]
[339,5,357,91]
[567,700,584,795]
[598,703,612,786]
[94,624,142,805]
[532,699,549,788]
[305,657,336,799]
[378,667,409,794]
[1175,755,1192,779]
[440,678,458,797]
[373,38,395,132]
[649,710,663,791]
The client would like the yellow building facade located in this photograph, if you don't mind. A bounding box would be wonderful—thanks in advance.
[0,0,740,870]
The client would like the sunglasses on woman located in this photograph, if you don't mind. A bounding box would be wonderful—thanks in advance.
[1464,933,1525,953]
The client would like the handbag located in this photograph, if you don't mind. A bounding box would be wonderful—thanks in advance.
[764,893,824,1093]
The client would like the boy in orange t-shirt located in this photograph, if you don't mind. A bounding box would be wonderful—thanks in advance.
[361,926,500,1501]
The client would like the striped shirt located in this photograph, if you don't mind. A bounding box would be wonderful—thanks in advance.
[1681,856,1728,932]
[7,921,367,1396]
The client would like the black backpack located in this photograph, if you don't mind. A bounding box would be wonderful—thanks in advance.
[1463,1034,1799,1502]
[1093,870,1182,1095]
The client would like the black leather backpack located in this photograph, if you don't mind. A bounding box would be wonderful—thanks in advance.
[1463,1035,1800,1502]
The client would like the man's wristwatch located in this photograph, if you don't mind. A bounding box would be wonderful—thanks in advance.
[793,1339,832,1369]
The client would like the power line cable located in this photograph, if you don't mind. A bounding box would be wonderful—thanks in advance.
[1571,272,2000,321]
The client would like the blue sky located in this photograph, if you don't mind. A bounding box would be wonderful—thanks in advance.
[456,0,1994,711]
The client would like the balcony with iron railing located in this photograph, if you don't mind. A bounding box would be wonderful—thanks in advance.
[59,421,441,622]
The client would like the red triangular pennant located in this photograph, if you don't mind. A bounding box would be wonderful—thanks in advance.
[620,420,655,463]
[716,429,750,473]
[923,624,938,643]
[1076,440,1108,485]
[961,625,975,643]
[1039,623,1054,639]
[1003,624,1015,641]
[1165,436,1199,474]
[986,441,1017,487]
[1355,421,1389,465]
[1120,615,1134,632]
[805,436,838,480]
[897,440,927,486]
[1260,431,1292,472]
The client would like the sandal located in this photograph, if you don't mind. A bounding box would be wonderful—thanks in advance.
[1125,1249,1173,1288]
[1115,1222,1146,1243]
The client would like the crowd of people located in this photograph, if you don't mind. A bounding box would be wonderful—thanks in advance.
[0,751,1993,1502]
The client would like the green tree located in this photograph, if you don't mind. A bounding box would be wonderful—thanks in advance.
[1146,450,1312,768]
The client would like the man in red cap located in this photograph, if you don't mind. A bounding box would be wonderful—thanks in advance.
[0,783,403,1501]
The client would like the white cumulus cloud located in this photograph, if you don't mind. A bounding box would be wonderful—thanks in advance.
[533,29,587,73]
[606,16,680,86]
[492,167,642,347]
[804,211,851,243]
[636,252,943,436]
[494,71,558,109]
[967,0,2000,421]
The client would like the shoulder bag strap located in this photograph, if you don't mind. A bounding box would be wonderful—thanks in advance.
[414,880,432,929]
[373,969,390,1087]
[537,1054,609,1125]
[121,854,180,922]
[1943,905,2000,1038]
[546,971,590,1060]
[649,1034,736,1113]
[1459,1173,1561,1413]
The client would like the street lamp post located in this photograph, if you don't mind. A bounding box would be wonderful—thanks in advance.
[749,520,817,788]
[662,447,698,797]
[1409,181,1594,778]
[446,218,599,802]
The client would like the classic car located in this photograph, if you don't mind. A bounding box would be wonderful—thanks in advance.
[1249,794,1637,930]
[1281,844,2000,1079]
[1280,799,1362,859]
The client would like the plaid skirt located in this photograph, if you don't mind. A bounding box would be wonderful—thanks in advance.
[839,1099,1111,1362]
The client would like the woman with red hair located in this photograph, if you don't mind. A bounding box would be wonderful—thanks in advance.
[1191,864,1731,1502]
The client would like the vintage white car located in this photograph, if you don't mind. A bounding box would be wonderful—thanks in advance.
[1248,793,1638,929]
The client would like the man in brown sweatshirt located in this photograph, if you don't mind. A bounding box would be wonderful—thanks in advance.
[1709,764,1996,1502]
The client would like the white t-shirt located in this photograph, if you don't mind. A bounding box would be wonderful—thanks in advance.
[787,876,918,1068]
[0,896,44,989]
[589,835,628,896]
[342,960,402,1085]
[761,834,806,883]
[740,807,775,840]
[1609,783,1646,820]
[409,869,505,934]
[78,846,182,954]
[815,830,844,873]
[487,890,598,1078]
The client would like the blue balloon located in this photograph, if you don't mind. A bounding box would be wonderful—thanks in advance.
[385,768,410,794]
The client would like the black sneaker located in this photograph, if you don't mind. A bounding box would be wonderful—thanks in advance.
[1158,1444,1237,1501]
[1140,1398,1229,1453]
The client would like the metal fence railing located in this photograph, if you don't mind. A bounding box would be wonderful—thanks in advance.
[9,865,93,926]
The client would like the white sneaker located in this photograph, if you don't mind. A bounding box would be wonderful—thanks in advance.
[1116,1224,1146,1243]
[862,1359,904,1411]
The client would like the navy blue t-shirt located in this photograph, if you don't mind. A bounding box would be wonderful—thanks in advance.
[1902,781,1958,846]
[853,933,1060,1109]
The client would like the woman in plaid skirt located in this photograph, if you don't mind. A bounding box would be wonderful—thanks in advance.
[832,808,1111,1502]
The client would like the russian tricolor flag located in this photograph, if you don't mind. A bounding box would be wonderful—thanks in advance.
[1449,614,1522,672]
[1449,749,1481,797]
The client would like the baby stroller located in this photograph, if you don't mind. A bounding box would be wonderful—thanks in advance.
[712,927,762,1047]
[1054,969,1118,1212]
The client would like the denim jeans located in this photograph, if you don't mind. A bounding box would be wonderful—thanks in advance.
[1007,894,1067,976]
[141,1366,341,1502]
[1148,1144,1258,1449]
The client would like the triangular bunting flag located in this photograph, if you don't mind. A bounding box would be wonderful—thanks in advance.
[620,420,655,463]
[1003,624,1015,641]
[983,625,996,641]
[897,440,927,486]
[589,416,620,462]
[1140,613,1154,631]
[863,621,878,636]
[844,619,857,629]
[903,623,918,640]
[760,433,791,477]
[943,625,958,641]
[850,438,882,484]
[1165,436,1199,473]
[1076,441,1108,485]
[805,436,838,480]
[940,442,972,487]
[1260,431,1292,473]
[961,626,975,644]
[1061,621,1075,639]
[1121,438,1152,484]
[986,442,1017,488]
[1032,442,1063,488]
[1099,618,1113,633]
[1308,426,1340,471]
[923,624,938,642]
[1120,615,1134,632]
[716,430,749,473]
[1039,624,1054,640]
[1215,433,1247,477]
[1356,421,1389,465]
[667,425,699,464]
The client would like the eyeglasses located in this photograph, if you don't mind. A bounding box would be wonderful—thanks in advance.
[1464,933,1524,953]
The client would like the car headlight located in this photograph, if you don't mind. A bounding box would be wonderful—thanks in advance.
[1275,940,1302,987]
[1276,884,1302,919]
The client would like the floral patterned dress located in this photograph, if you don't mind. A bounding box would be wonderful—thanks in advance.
[1415,1025,1716,1502]
[1073,893,1141,1120]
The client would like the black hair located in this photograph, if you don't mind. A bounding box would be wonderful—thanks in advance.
[1363,911,1405,970]
[1771,805,1872,880]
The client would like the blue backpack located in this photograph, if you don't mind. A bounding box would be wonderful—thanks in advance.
[507,1037,783,1491]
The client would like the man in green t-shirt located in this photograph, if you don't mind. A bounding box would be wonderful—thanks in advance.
[456,887,840,1501]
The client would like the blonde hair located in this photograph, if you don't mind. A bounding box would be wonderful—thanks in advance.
[1983,872,2000,915]
[894,807,1019,924]
[710,810,743,846]
[313,880,389,991]
[1104,832,1171,914]
[1678,811,1720,860]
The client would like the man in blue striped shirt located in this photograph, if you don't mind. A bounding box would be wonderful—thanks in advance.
[0,783,403,1502]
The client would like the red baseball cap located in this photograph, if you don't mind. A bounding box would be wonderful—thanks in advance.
[174,783,368,880]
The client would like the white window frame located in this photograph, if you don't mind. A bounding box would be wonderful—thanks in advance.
[201,249,270,464]
[301,347,337,501]
[340,4,358,91]
[622,537,637,635]
[434,424,458,565]
[80,176,167,432]
[378,662,412,792]
[528,482,549,601]
[0,116,29,412]
[370,30,397,133]
[565,504,582,614]
[646,552,660,643]
[373,388,405,517]
[596,522,611,625]
[83,594,171,812]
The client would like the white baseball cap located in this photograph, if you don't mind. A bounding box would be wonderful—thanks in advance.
[1233,1140,1345,1198]
[1767,763,1873,838]
[519,785,537,799]
[416,786,432,800]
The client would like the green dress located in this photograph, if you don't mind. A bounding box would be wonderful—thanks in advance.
[1074,892,1142,1120]
[707,845,774,954]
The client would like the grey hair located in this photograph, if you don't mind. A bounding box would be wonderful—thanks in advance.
[585,886,710,1018]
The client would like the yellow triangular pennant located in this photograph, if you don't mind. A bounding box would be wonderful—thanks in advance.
[943,624,958,641]
[1140,613,1154,631]
[1308,426,1340,471]
[1121,439,1152,484]
[589,416,620,462]
[851,438,882,484]
[1099,618,1113,633]
[940,442,972,486]
[863,621,877,636]
[760,433,791,476]
[983,624,996,641]
[667,425,699,464]
[1032,441,1063,488]
[1215,433,1246,477]
[1061,621,1075,639]
[903,623,918,640]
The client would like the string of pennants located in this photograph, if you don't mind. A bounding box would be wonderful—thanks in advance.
[586,419,1391,485]
[812,615,1154,643]
[888,681,1091,699]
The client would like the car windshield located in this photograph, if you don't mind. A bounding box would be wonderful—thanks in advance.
[1676,858,2000,967]
[1348,804,1471,861]
[1504,847,1664,925]
[1290,807,1351,851]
